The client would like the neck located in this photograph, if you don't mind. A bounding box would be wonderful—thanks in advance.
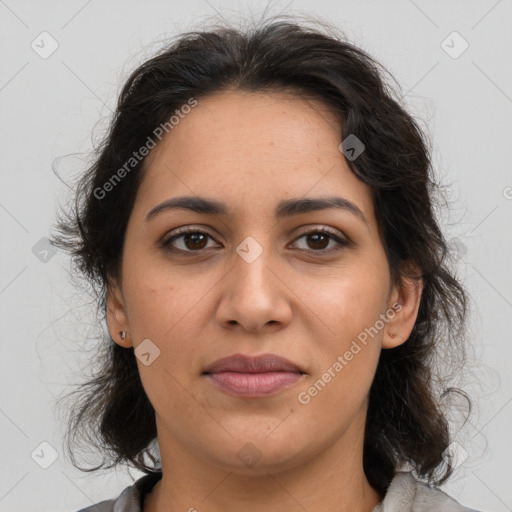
[143,422,382,512]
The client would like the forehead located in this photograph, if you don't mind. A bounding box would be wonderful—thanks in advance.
[134,89,374,224]
[147,89,343,163]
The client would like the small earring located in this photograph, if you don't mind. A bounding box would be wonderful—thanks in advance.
[120,331,126,340]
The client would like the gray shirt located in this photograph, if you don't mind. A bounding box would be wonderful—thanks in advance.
[76,471,483,512]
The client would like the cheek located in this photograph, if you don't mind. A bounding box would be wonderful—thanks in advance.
[296,280,384,416]
[295,261,388,397]
[122,268,212,383]
[124,268,202,340]
[301,267,389,342]
[124,274,206,410]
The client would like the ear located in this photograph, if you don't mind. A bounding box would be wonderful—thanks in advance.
[382,270,423,350]
[106,278,132,348]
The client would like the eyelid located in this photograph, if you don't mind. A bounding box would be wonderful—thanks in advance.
[290,226,353,253]
[161,225,220,247]
[293,224,348,240]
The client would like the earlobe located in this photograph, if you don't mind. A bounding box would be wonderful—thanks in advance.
[106,281,132,348]
[382,274,423,350]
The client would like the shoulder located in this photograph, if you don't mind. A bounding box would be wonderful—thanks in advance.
[74,472,163,512]
[373,471,484,512]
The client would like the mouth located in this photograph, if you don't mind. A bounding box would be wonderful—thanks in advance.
[202,353,306,398]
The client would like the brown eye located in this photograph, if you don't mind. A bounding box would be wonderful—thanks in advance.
[162,228,218,253]
[161,226,351,256]
[180,232,209,250]
[292,228,351,254]
[304,232,330,250]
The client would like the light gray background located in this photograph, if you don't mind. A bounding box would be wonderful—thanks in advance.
[1,1,511,511]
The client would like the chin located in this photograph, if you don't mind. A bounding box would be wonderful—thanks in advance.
[202,432,312,475]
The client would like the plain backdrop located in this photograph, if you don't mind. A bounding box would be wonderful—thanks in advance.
[0,1,511,511]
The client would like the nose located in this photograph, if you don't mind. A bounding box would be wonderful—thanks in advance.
[216,241,292,333]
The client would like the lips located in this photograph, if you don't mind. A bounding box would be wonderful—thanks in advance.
[202,353,306,398]
[202,353,305,375]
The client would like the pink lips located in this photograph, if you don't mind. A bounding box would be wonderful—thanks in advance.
[202,353,305,398]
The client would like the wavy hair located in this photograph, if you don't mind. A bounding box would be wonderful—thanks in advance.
[51,15,470,496]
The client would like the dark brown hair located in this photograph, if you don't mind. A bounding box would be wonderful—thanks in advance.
[52,15,470,496]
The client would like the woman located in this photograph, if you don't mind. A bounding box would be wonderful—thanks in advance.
[52,15,483,512]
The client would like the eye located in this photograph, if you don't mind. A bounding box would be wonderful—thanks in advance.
[291,227,351,254]
[161,226,351,255]
[161,227,219,253]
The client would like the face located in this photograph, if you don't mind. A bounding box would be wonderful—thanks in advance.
[107,89,421,475]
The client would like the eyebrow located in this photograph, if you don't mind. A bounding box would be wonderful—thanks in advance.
[145,195,368,225]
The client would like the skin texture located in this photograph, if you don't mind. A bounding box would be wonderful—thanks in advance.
[106,89,423,512]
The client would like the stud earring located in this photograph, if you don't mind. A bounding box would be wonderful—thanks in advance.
[120,331,126,340]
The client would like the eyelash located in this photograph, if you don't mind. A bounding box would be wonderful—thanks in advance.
[161,226,352,256]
